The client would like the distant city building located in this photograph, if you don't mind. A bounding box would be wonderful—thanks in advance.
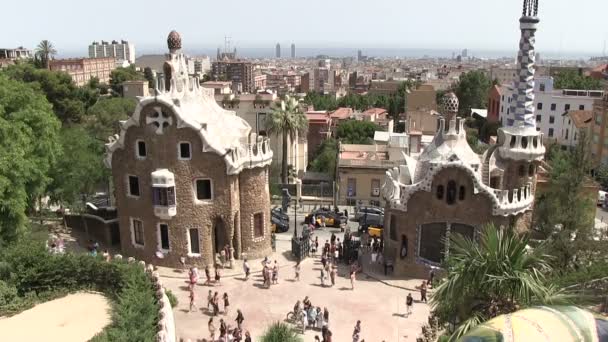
[591,93,608,165]
[461,48,468,58]
[291,43,296,58]
[275,43,281,58]
[487,84,501,123]
[212,53,254,93]
[499,76,603,145]
[122,80,149,98]
[490,66,518,86]
[305,110,332,160]
[49,57,116,86]
[88,40,135,64]
[191,56,211,75]
[560,110,592,148]
[0,47,32,60]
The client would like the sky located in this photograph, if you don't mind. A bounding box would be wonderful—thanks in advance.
[3,0,608,58]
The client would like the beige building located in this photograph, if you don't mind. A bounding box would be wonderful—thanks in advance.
[105,31,273,268]
[591,92,608,165]
[122,80,150,98]
[49,57,116,86]
[406,84,439,134]
[215,92,308,176]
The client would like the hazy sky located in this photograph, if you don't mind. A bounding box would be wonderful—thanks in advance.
[3,0,607,56]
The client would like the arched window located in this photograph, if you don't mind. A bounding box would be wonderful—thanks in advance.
[436,185,444,200]
[446,181,457,205]
[458,186,466,201]
[528,164,535,176]
[518,165,525,177]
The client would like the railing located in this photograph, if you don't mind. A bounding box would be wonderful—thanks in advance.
[339,159,400,168]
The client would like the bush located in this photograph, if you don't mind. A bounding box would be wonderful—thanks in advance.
[166,289,178,308]
[0,240,160,341]
[260,322,303,342]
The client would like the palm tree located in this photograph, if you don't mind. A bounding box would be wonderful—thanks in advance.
[36,40,57,69]
[431,224,565,340]
[260,322,302,342]
[265,95,308,184]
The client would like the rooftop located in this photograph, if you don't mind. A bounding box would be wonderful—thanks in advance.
[565,110,593,129]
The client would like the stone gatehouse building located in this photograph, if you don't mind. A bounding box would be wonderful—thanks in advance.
[381,1,546,278]
[105,31,273,267]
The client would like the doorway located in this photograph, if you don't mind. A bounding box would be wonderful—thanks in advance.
[213,217,227,256]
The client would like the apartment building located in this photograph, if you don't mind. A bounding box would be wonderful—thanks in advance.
[89,40,135,64]
[49,57,116,86]
[212,60,254,93]
[591,93,608,165]
[499,76,603,144]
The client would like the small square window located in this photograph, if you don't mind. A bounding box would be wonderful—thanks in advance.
[565,104,571,111]
[136,140,146,158]
[551,103,556,111]
[195,179,212,200]
[579,104,585,110]
[153,187,176,206]
[536,115,541,122]
[548,128,554,137]
[549,116,555,124]
[131,218,144,246]
[128,175,140,197]
[254,212,264,238]
[537,102,543,110]
[178,142,191,160]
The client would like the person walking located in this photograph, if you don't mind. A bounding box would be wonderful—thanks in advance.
[215,265,221,285]
[330,265,336,286]
[352,320,361,341]
[428,268,435,288]
[272,261,278,284]
[320,267,326,287]
[243,259,250,280]
[208,317,216,341]
[406,293,413,317]
[350,269,356,290]
[417,281,428,303]
[189,267,199,290]
[235,309,244,329]
[219,318,227,340]
[223,293,230,315]
[244,331,252,342]
[213,292,220,316]
[204,265,211,285]
[207,290,213,312]
[323,307,329,327]
[294,261,301,281]
[189,287,197,312]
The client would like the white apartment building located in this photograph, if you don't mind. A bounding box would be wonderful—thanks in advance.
[499,76,603,145]
[89,40,135,64]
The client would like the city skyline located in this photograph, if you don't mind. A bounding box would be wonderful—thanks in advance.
[3,0,608,58]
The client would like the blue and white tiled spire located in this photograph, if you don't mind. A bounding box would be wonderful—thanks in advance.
[497,0,545,161]
[510,0,540,128]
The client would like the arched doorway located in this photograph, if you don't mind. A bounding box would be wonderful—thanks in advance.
[213,217,227,256]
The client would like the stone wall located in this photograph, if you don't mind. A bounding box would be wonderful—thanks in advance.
[239,167,272,260]
[384,166,520,278]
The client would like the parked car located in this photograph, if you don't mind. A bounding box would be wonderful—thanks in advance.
[271,207,289,233]
[304,209,347,228]
[598,191,606,206]
[354,206,384,222]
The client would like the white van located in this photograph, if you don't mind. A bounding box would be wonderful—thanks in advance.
[598,190,607,206]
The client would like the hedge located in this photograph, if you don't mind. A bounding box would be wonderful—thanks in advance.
[0,240,160,341]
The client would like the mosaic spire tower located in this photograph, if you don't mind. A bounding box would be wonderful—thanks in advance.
[497,0,545,161]
[510,0,540,128]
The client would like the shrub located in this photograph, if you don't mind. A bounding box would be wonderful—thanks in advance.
[166,289,178,308]
[0,240,160,341]
[260,322,303,342]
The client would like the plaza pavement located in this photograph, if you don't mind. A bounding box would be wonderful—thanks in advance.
[159,225,431,342]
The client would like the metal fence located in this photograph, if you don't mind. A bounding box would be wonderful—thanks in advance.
[301,183,334,197]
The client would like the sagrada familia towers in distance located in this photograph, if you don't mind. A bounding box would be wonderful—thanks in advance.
[382,0,545,277]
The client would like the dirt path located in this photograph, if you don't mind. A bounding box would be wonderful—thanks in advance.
[0,292,111,342]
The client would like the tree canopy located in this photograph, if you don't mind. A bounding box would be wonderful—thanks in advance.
[1,63,96,124]
[0,74,61,242]
[309,138,338,178]
[554,70,602,90]
[110,65,144,95]
[453,70,493,116]
[83,97,136,141]
[336,120,379,144]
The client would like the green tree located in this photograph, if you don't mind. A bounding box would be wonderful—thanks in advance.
[35,40,56,69]
[431,224,563,340]
[260,322,303,342]
[0,74,61,242]
[265,95,309,184]
[47,126,108,207]
[594,164,608,190]
[554,70,602,90]
[534,133,595,269]
[109,65,144,95]
[454,70,492,116]
[84,97,136,141]
[336,120,379,144]
[1,63,90,124]
[309,138,338,177]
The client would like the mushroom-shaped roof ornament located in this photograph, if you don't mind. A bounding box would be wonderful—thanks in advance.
[441,92,459,115]
[167,30,182,52]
